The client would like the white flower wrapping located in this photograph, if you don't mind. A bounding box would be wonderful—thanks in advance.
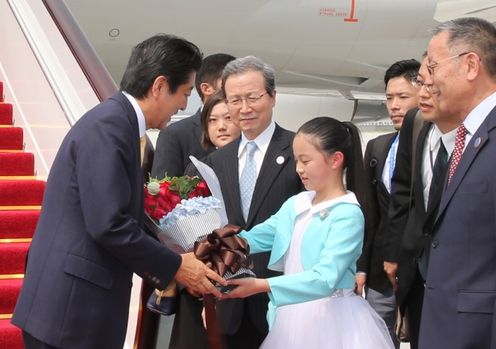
[151,196,223,253]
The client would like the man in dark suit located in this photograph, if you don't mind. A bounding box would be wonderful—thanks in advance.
[386,57,460,349]
[12,34,225,349]
[356,59,420,348]
[152,53,235,178]
[206,56,303,349]
[416,18,496,349]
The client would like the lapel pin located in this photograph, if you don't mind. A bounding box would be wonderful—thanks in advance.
[319,209,330,220]
[474,137,481,148]
[276,156,285,165]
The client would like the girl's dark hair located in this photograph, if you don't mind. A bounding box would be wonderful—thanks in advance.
[297,116,366,207]
[200,91,227,149]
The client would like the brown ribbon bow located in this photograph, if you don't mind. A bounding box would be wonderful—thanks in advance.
[194,224,253,277]
[194,224,253,349]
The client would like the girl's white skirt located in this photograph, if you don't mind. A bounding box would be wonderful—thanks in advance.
[260,289,395,349]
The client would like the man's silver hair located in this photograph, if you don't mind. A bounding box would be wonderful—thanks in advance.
[431,17,496,79]
[221,55,276,96]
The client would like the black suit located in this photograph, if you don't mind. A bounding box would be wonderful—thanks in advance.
[152,109,215,178]
[359,132,398,293]
[170,124,303,349]
[387,109,448,349]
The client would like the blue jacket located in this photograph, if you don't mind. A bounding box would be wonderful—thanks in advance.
[240,191,364,326]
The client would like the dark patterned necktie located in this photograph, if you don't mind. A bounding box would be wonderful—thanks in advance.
[447,124,468,185]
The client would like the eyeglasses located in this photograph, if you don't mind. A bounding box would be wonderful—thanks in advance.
[426,52,470,76]
[226,92,267,108]
[412,78,437,94]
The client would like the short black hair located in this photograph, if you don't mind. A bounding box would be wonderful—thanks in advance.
[120,34,202,98]
[195,53,235,101]
[384,59,421,88]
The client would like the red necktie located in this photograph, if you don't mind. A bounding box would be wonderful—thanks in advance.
[447,124,468,184]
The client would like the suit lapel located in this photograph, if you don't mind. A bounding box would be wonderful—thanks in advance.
[374,133,397,194]
[111,92,144,220]
[415,123,433,216]
[436,108,496,224]
[220,141,244,224]
[246,126,291,226]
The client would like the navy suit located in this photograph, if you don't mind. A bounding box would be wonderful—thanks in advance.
[419,106,496,349]
[12,92,181,349]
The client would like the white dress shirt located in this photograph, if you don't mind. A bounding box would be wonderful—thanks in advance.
[238,121,276,178]
[462,91,496,152]
[122,91,146,138]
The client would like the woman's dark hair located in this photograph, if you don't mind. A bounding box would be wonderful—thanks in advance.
[120,34,202,98]
[200,91,227,149]
[297,116,367,207]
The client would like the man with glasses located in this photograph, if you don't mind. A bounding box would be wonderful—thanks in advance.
[202,56,303,348]
[385,55,460,349]
[416,17,496,349]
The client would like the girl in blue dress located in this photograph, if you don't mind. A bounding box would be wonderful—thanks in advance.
[224,117,394,348]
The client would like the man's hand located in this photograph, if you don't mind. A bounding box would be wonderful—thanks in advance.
[354,273,367,296]
[383,261,398,291]
[174,252,226,298]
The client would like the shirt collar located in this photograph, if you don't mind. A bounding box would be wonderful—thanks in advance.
[122,91,146,138]
[440,126,457,156]
[429,124,457,156]
[238,121,276,157]
[294,191,360,216]
[463,91,496,137]
[429,125,442,152]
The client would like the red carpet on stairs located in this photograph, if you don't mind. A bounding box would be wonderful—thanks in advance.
[0,80,45,349]
[0,127,24,150]
[0,180,45,206]
[0,103,13,125]
[0,279,23,314]
[0,153,34,176]
[0,211,40,240]
[0,243,30,275]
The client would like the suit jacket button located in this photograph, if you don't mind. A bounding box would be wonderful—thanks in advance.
[431,239,439,248]
[371,179,377,185]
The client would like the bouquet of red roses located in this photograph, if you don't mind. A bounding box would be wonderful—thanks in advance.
[143,166,254,317]
[144,175,223,253]
[144,175,210,221]
[144,175,221,315]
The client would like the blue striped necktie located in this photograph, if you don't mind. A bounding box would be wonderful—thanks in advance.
[240,141,257,221]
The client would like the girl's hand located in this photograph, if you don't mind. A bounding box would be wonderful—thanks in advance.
[222,278,270,299]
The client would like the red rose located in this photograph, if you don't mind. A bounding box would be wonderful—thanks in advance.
[144,176,211,222]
